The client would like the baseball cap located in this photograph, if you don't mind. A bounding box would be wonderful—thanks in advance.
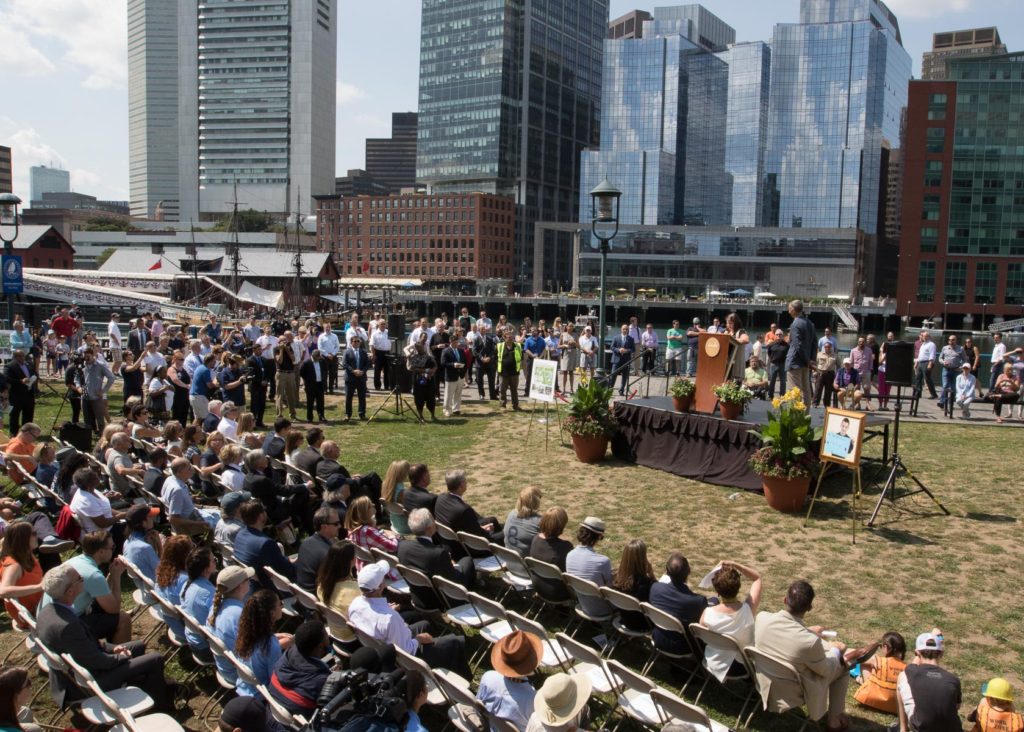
[842,358,852,365]
[357,560,392,591]
[220,491,251,513]
[915,632,943,653]
[125,503,159,528]
[217,566,255,593]
[961,363,972,370]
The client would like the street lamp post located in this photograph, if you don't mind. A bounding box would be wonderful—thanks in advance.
[589,179,622,376]
[0,193,22,327]
[943,300,949,331]
[982,301,987,332]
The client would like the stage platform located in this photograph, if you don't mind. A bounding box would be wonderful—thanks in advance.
[611,397,892,492]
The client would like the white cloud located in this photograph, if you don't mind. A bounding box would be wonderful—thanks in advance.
[883,0,975,18]
[1,124,125,201]
[336,81,367,106]
[0,0,127,90]
[0,26,57,78]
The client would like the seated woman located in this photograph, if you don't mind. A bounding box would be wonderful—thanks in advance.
[854,631,907,714]
[611,539,656,631]
[234,589,293,697]
[316,541,361,648]
[181,547,217,663]
[381,460,411,535]
[0,522,43,624]
[505,486,543,557]
[529,507,573,570]
[160,420,185,457]
[155,534,194,640]
[128,404,162,441]
[32,443,59,490]
[235,412,264,450]
[987,363,1020,424]
[210,565,256,685]
[344,497,399,574]
[699,560,762,682]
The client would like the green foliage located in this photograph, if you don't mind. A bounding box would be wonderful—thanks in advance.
[95,247,117,266]
[712,381,753,405]
[748,388,823,478]
[209,208,277,233]
[564,377,616,437]
[84,216,131,232]
[668,377,696,398]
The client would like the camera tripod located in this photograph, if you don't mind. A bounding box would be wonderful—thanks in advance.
[41,377,77,437]
[367,353,423,424]
[867,385,949,527]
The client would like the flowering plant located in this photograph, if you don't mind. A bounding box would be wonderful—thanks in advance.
[748,387,822,479]
[712,381,754,405]
[564,377,617,438]
[668,378,696,398]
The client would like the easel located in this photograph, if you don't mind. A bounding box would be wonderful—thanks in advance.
[805,461,862,543]
[804,408,868,543]
[525,399,564,452]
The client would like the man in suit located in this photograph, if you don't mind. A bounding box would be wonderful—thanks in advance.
[293,427,325,479]
[244,346,269,428]
[401,463,437,514]
[36,564,173,711]
[610,323,636,396]
[4,349,37,434]
[397,508,476,610]
[315,440,351,485]
[754,580,860,729]
[126,318,151,358]
[648,553,707,655]
[440,333,467,417]
[299,349,327,423]
[261,417,291,460]
[433,470,503,557]
[233,499,298,590]
[342,336,371,421]
[473,324,498,400]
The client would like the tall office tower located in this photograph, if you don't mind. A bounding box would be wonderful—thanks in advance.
[922,27,1006,81]
[366,113,418,193]
[608,10,651,40]
[128,0,180,220]
[580,6,749,229]
[417,0,608,292]
[29,165,71,203]
[0,147,11,195]
[143,0,338,223]
[764,0,910,237]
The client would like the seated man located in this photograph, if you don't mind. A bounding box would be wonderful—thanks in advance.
[834,358,864,410]
[564,516,613,618]
[744,356,770,399]
[348,560,471,679]
[898,632,962,732]
[122,503,161,584]
[202,399,223,435]
[232,499,297,590]
[215,402,240,441]
[294,506,341,592]
[214,490,249,547]
[754,580,862,731]
[397,508,476,610]
[37,564,173,711]
[161,457,220,535]
[293,428,325,478]
[401,463,436,514]
[243,448,309,532]
[433,469,503,556]
[314,439,351,485]
[142,448,170,497]
[648,553,707,655]
[40,531,134,644]
[107,432,146,498]
[261,417,290,460]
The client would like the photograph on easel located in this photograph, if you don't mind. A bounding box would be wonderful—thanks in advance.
[820,408,866,467]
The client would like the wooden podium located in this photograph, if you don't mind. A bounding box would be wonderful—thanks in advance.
[695,333,739,414]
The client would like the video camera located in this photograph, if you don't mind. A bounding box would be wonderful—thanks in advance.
[309,668,407,732]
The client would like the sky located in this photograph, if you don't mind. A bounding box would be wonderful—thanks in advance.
[2,0,1021,206]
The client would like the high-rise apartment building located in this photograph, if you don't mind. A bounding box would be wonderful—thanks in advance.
[29,165,71,203]
[129,0,337,223]
[366,113,418,193]
[922,27,1006,81]
[0,147,11,195]
[416,0,608,292]
[608,10,651,40]
[897,52,1024,324]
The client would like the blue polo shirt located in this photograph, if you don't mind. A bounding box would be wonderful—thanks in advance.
[524,336,546,357]
[190,364,214,397]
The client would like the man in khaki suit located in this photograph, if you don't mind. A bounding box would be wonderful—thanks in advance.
[753,580,861,730]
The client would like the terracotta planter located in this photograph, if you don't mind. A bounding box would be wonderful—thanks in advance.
[672,395,693,413]
[570,433,609,463]
[719,401,744,420]
[761,474,812,513]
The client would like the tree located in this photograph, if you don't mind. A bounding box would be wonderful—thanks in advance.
[209,209,276,233]
[84,216,131,232]
[96,247,117,267]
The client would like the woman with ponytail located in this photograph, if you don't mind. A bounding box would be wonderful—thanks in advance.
[208,565,254,685]
[234,589,292,696]
[180,547,217,662]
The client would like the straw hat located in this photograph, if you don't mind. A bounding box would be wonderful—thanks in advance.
[533,672,592,726]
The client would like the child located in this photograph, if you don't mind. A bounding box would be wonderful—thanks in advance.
[968,678,1023,732]
[44,330,58,375]
[54,336,70,376]
[854,631,907,714]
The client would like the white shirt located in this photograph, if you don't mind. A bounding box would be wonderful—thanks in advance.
[243,324,262,342]
[408,327,424,346]
[70,489,112,534]
[345,327,368,350]
[217,417,238,441]
[579,334,596,354]
[221,464,245,491]
[148,376,173,412]
[347,594,418,655]
[370,329,391,352]
[183,352,202,377]
[917,340,936,363]
[312,360,322,382]
[256,335,278,359]
[291,339,308,364]
[107,321,122,348]
[992,342,1007,364]
[141,351,167,380]
[317,331,341,357]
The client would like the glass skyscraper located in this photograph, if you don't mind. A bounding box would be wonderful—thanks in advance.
[764,0,910,234]
[417,0,608,291]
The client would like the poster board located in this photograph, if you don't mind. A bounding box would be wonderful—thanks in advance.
[0,331,12,360]
[528,359,558,403]
[820,408,866,467]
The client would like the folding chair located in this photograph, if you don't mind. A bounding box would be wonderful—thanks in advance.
[87,681,184,732]
[395,563,447,618]
[1,597,41,667]
[119,557,164,641]
[640,601,701,692]
[393,645,452,706]
[524,557,576,616]
[689,623,758,726]
[743,646,816,731]
[259,684,310,730]
[432,668,488,732]
[650,687,731,732]
[605,658,660,731]
[60,652,157,726]
[488,543,535,603]
[563,573,615,637]
[351,542,376,565]
[456,531,503,574]
[178,610,217,675]
[600,586,653,657]
[196,627,241,725]
[433,575,503,669]
[465,592,514,645]
[504,611,569,670]
[263,565,303,619]
[554,631,621,694]
[148,589,189,664]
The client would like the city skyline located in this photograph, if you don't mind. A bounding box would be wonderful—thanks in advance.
[2,0,1022,207]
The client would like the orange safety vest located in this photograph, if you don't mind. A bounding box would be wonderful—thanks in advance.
[854,656,906,715]
[972,699,1024,732]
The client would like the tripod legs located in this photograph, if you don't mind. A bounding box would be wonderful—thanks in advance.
[866,454,950,527]
[367,387,423,424]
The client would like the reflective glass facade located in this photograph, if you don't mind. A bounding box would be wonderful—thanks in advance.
[765,0,910,233]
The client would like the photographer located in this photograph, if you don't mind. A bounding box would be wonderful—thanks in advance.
[244,347,268,428]
[65,354,84,424]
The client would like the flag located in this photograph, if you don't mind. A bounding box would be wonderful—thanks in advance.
[148,260,162,271]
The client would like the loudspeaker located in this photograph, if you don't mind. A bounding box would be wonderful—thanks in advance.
[58,421,94,453]
[884,341,915,386]
[390,357,413,393]
[387,314,405,341]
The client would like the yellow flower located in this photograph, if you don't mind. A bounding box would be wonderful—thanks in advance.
[794,400,806,412]
[772,398,781,409]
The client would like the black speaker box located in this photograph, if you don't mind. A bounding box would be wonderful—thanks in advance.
[387,314,405,342]
[58,421,94,453]
[884,341,915,386]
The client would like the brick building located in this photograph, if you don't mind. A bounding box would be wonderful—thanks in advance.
[8,225,75,269]
[314,192,515,284]
[897,52,1024,325]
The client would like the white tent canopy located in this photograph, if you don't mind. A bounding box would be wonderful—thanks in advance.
[238,281,285,310]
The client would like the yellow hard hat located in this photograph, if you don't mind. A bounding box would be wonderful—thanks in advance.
[984,678,1014,702]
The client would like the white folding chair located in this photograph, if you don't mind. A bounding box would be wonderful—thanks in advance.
[259,683,310,730]
[456,531,503,573]
[465,592,514,645]
[60,652,157,727]
[651,687,731,732]
[600,586,653,657]
[641,601,701,691]
[505,611,569,669]
[606,658,660,731]
[393,645,450,706]
[488,543,535,603]
[689,622,758,726]
[432,668,488,732]
[554,631,621,695]
[263,565,302,619]
[744,646,815,731]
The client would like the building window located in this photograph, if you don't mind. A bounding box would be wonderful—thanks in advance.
[918,261,936,302]
[920,227,939,253]
[944,261,966,303]
[975,263,997,304]
[926,128,946,153]
[1007,264,1024,305]
[924,161,943,188]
